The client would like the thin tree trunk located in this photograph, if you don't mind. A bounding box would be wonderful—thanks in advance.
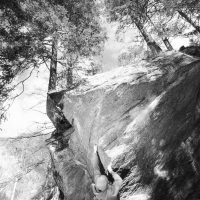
[178,10,200,34]
[67,64,73,87]
[48,35,58,91]
[133,17,162,55]
[46,34,72,133]
[147,16,173,51]
[163,38,173,50]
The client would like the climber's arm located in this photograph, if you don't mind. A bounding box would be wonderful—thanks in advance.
[112,172,123,196]
[107,164,123,196]
[91,183,98,195]
[91,145,101,178]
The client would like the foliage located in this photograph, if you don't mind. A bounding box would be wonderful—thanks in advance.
[158,0,200,14]
[118,45,144,66]
[149,14,188,39]
[0,0,106,121]
[105,0,162,54]
[156,0,200,33]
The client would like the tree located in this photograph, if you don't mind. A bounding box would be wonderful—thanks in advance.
[105,0,162,55]
[0,0,52,121]
[43,0,106,135]
[147,12,188,50]
[178,10,200,33]
[0,0,106,122]
[158,0,200,34]
[146,13,174,50]
[0,0,106,146]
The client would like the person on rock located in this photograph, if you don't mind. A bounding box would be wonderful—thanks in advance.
[91,145,123,200]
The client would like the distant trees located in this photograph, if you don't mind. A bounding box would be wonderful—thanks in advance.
[45,0,106,90]
[105,0,200,58]
[158,0,200,33]
[105,0,162,55]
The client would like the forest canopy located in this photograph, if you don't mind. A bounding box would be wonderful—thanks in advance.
[0,0,106,121]
[0,0,200,122]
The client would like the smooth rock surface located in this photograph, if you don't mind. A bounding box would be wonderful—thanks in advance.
[48,52,200,200]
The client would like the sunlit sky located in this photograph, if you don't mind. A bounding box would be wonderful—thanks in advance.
[0,21,190,138]
[0,66,50,137]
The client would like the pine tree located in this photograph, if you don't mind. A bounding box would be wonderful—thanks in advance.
[105,0,162,55]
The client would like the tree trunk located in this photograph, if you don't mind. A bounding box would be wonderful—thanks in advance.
[67,64,73,87]
[46,34,71,131]
[178,10,200,34]
[147,16,173,51]
[133,17,162,55]
[48,35,58,91]
[163,38,173,50]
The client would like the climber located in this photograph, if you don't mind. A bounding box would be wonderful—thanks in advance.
[91,145,123,200]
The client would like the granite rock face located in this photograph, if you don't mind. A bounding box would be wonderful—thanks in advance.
[48,52,200,200]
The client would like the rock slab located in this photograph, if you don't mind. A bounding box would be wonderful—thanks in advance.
[48,52,200,200]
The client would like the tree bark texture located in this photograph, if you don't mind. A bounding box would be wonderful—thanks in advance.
[163,38,173,50]
[67,65,73,87]
[48,35,58,91]
[133,17,162,55]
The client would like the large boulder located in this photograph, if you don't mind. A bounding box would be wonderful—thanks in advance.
[48,51,200,200]
[179,45,200,58]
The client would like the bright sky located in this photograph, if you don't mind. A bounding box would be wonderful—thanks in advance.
[0,66,51,137]
[0,21,190,138]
